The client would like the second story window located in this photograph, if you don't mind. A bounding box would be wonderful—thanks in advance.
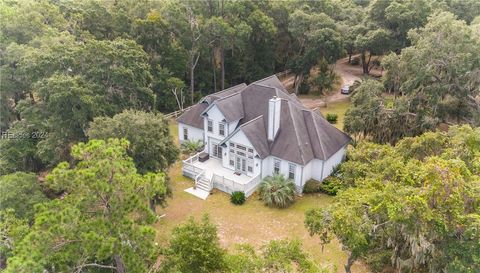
[207,119,213,132]
[219,122,225,136]
[274,159,281,174]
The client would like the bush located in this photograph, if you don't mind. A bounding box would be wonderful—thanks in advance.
[230,191,246,205]
[302,179,322,194]
[181,140,204,155]
[160,215,226,273]
[319,176,346,195]
[258,175,296,208]
[326,113,338,124]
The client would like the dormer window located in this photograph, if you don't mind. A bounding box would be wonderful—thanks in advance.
[219,122,225,136]
[207,119,213,132]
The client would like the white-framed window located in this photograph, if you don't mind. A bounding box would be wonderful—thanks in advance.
[207,119,213,132]
[183,128,188,140]
[274,159,281,174]
[212,143,222,159]
[236,144,246,151]
[288,163,296,180]
[219,122,225,136]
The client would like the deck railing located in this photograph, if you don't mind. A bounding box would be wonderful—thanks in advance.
[182,152,204,179]
[212,173,261,197]
[182,154,262,197]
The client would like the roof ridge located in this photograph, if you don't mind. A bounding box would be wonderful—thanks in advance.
[215,89,243,102]
[208,83,247,97]
[239,115,263,128]
[311,112,327,159]
[286,101,307,164]
[251,74,278,83]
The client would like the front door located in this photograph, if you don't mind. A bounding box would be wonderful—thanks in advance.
[235,156,247,174]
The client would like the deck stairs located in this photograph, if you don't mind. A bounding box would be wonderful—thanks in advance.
[195,176,212,192]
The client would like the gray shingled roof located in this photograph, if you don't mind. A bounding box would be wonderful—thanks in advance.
[203,83,247,104]
[176,103,207,129]
[178,75,351,164]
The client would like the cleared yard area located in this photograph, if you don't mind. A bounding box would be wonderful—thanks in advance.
[155,122,368,272]
[319,100,351,130]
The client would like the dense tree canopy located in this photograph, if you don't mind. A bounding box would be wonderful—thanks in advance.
[1,1,479,272]
[87,110,179,174]
[306,125,480,273]
[4,139,168,273]
[0,172,47,221]
[345,12,480,144]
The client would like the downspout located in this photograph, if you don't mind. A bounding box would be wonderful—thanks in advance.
[320,160,325,181]
[260,158,263,179]
[300,165,304,195]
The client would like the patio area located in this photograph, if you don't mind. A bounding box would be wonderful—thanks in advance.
[191,158,252,184]
[182,153,261,197]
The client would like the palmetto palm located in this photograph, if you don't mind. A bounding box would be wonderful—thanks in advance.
[258,174,296,208]
[180,140,204,155]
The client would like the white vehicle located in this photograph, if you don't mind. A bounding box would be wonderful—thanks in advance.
[341,85,350,95]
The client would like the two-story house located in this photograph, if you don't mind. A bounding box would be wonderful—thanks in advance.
[178,75,351,198]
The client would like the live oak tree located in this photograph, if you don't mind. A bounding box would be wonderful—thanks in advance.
[306,125,480,273]
[159,215,226,273]
[0,172,47,221]
[226,240,324,273]
[4,139,168,273]
[0,33,156,171]
[346,12,480,144]
[87,110,179,211]
[288,9,343,94]
[383,12,480,126]
[87,110,178,174]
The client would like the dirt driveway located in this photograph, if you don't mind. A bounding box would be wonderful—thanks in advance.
[285,56,383,109]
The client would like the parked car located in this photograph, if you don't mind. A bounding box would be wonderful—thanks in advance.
[340,85,350,95]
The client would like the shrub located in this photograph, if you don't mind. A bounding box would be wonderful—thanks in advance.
[319,176,346,195]
[258,175,296,208]
[302,179,322,194]
[160,215,226,273]
[326,113,338,124]
[230,191,246,205]
[181,140,204,155]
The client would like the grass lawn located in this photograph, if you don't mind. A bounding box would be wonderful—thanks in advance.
[155,122,368,272]
[319,100,351,130]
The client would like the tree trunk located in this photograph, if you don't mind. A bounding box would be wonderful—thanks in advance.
[221,46,225,90]
[114,255,126,273]
[212,50,217,93]
[344,254,355,273]
[149,199,156,213]
[361,52,368,74]
[294,74,304,95]
[190,63,195,104]
[348,53,352,64]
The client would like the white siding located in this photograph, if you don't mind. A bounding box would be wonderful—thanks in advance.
[259,144,347,193]
[261,156,304,192]
[311,159,324,181]
[225,129,259,177]
[204,105,226,141]
[321,145,347,179]
[178,123,204,143]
